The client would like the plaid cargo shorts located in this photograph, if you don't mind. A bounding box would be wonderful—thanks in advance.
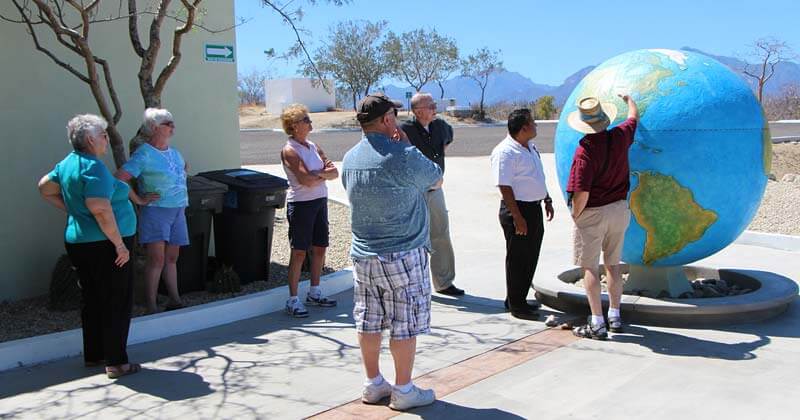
[352,247,432,340]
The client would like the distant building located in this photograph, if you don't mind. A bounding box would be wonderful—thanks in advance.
[265,78,336,115]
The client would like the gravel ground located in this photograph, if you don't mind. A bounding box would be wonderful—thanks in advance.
[748,180,800,235]
[0,201,352,344]
[747,142,800,236]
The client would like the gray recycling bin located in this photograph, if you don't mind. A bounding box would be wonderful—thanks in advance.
[197,169,288,284]
[176,176,228,293]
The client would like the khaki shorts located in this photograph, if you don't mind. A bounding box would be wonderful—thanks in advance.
[573,200,631,268]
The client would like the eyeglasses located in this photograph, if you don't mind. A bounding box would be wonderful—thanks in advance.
[298,116,312,124]
[161,121,175,128]
[413,104,436,110]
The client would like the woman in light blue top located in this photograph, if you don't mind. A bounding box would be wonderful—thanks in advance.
[116,108,188,313]
[38,114,143,379]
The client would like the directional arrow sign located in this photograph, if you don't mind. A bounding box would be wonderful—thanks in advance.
[204,43,235,63]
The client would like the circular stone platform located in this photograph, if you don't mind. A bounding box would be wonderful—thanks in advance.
[534,265,798,327]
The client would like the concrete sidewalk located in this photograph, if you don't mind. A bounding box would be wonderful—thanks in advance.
[1,155,797,419]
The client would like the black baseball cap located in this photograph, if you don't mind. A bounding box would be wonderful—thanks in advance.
[356,94,402,123]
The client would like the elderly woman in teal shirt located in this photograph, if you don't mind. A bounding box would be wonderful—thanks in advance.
[116,108,189,313]
[38,114,144,379]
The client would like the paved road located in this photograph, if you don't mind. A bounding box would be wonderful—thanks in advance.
[241,122,800,165]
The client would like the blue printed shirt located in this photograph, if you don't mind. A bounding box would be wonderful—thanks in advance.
[341,133,443,258]
[48,152,137,243]
[122,143,188,207]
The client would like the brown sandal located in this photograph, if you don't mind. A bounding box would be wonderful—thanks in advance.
[106,363,141,379]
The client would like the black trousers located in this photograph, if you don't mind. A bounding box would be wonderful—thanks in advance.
[65,236,134,366]
[499,200,544,311]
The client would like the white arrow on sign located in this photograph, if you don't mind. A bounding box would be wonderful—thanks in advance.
[206,46,233,57]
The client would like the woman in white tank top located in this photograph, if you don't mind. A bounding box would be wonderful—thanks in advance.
[279,104,340,317]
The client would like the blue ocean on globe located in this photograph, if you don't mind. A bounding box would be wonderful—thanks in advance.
[554,49,771,267]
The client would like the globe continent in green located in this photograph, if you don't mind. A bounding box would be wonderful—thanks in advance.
[555,49,771,267]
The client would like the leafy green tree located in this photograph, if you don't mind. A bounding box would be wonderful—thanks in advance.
[461,47,503,120]
[302,20,390,110]
[534,95,558,120]
[384,28,458,93]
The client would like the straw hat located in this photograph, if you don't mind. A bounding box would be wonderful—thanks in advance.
[567,96,618,134]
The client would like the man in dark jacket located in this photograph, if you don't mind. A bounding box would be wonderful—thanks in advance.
[400,92,464,296]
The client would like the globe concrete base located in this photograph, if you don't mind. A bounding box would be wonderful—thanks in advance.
[625,265,692,297]
[534,264,798,327]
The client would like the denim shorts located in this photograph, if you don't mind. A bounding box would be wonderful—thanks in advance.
[138,206,190,245]
[287,197,329,250]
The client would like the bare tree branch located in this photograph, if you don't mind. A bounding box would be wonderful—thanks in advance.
[127,0,146,57]
[10,0,90,83]
[95,56,123,124]
[262,0,325,82]
[742,37,794,103]
[153,0,200,98]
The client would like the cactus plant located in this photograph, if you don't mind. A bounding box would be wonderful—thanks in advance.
[207,264,241,294]
[48,254,82,311]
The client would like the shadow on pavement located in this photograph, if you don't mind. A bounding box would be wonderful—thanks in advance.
[116,368,214,401]
[411,399,526,419]
[607,300,799,360]
[610,325,769,360]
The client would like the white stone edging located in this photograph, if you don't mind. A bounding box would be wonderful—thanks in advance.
[736,230,800,252]
[0,269,353,372]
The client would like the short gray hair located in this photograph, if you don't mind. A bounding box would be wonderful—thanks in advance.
[410,92,434,109]
[142,108,174,136]
[67,114,107,151]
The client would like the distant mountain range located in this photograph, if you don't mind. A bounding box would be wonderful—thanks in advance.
[382,47,800,108]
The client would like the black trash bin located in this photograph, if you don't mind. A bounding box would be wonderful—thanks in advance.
[198,169,288,284]
[176,176,228,294]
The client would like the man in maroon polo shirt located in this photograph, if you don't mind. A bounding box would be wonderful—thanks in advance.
[566,93,638,340]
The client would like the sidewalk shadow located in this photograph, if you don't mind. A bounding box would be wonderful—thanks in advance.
[410,400,525,419]
[610,325,770,360]
[432,294,506,314]
[115,368,213,401]
[432,295,565,320]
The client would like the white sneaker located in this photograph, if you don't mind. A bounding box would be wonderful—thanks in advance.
[389,385,436,411]
[285,299,309,318]
[361,380,392,404]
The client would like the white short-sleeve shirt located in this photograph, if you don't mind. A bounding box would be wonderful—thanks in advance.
[490,135,548,202]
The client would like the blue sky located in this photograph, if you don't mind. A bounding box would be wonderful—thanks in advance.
[234,0,799,86]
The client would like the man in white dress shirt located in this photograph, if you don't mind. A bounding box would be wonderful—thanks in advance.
[490,109,554,320]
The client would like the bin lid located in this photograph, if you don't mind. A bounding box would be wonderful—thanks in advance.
[187,176,228,194]
[198,169,289,192]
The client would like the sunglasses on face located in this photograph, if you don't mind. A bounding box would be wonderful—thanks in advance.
[298,116,312,124]
[414,104,436,110]
[161,121,175,128]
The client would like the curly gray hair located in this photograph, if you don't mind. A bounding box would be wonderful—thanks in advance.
[141,108,174,137]
[67,114,108,152]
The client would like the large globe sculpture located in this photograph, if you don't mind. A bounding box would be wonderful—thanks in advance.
[555,49,771,274]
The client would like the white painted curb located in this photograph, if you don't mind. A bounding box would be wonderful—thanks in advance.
[0,269,353,372]
[736,230,800,252]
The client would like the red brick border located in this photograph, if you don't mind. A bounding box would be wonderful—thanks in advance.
[308,328,579,419]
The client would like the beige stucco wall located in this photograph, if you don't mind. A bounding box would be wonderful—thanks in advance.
[0,2,240,301]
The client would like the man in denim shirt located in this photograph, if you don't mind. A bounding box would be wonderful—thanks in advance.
[342,94,442,411]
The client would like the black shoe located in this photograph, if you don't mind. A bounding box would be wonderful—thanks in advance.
[504,299,541,312]
[436,285,465,296]
[510,308,540,321]
[572,323,608,340]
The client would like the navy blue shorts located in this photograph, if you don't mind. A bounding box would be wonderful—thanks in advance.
[287,197,329,250]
